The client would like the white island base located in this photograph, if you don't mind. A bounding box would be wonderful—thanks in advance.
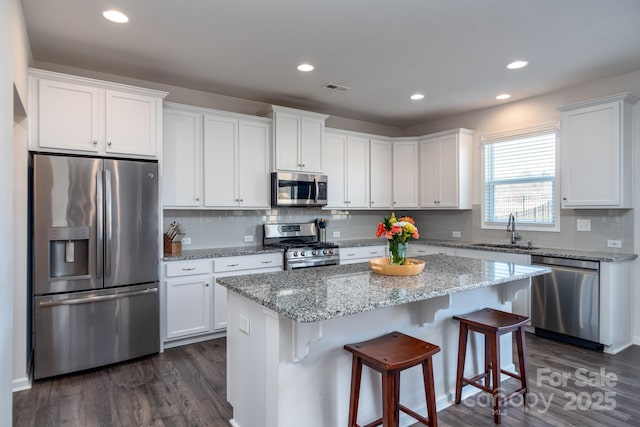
[226,278,529,427]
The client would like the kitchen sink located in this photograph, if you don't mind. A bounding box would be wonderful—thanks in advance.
[470,243,539,250]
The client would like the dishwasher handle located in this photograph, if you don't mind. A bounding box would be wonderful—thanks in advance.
[531,255,599,271]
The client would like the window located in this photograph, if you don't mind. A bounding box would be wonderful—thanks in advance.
[481,123,559,231]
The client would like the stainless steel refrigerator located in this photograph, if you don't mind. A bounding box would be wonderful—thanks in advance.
[32,153,160,379]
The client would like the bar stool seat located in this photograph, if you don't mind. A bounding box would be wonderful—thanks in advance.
[453,308,530,424]
[344,331,440,427]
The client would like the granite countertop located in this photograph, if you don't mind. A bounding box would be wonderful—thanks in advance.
[163,245,282,262]
[336,239,637,263]
[217,254,549,323]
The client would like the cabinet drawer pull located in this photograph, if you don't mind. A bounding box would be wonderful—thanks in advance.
[369,251,378,254]
[261,260,273,264]
[227,263,240,267]
[181,267,196,271]
[347,253,356,256]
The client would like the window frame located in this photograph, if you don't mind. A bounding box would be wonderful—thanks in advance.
[480,122,561,232]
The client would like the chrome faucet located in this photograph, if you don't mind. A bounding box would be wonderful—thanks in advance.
[507,213,521,245]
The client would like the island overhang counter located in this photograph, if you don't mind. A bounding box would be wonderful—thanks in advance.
[216,254,549,427]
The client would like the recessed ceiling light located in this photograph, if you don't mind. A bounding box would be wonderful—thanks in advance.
[410,93,425,100]
[507,60,528,70]
[103,10,129,23]
[496,94,512,100]
[297,63,314,72]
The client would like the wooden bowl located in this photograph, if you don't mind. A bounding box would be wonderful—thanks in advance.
[369,257,425,276]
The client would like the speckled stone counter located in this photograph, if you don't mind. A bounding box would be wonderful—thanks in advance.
[336,239,636,263]
[224,254,547,427]
[162,245,282,262]
[217,254,549,323]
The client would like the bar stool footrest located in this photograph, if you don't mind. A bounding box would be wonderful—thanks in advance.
[399,404,432,426]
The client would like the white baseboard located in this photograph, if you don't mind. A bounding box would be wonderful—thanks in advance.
[12,377,31,392]
[229,419,241,427]
[163,330,226,349]
[633,336,640,346]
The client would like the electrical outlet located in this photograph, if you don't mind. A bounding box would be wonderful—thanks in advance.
[576,219,591,232]
[452,231,461,238]
[181,237,192,245]
[239,316,251,334]
[607,240,622,248]
[333,231,341,238]
[244,235,254,243]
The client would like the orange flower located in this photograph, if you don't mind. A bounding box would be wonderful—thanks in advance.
[375,223,386,238]
[399,216,415,225]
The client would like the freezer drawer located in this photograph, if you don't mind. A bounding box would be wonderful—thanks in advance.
[34,284,159,379]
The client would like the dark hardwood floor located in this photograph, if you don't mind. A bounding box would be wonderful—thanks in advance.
[13,339,232,427]
[13,334,640,426]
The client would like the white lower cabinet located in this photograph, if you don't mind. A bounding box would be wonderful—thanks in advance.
[164,252,283,347]
[408,244,456,256]
[165,260,213,340]
[212,252,283,331]
[340,245,387,265]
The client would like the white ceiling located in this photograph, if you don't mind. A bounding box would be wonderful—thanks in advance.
[21,0,640,127]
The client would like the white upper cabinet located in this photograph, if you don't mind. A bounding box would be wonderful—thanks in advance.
[324,132,347,208]
[392,139,419,209]
[163,103,270,209]
[559,93,638,208]
[203,114,270,208]
[28,68,167,158]
[269,105,328,173]
[324,130,369,209]
[105,90,159,156]
[369,138,393,209]
[163,108,202,207]
[419,129,472,209]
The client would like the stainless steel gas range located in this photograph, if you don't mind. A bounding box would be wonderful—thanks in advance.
[263,222,340,270]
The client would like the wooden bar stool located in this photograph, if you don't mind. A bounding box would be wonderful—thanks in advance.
[453,308,530,424]
[344,331,440,427]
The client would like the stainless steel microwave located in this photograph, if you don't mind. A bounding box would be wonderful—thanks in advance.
[271,172,328,207]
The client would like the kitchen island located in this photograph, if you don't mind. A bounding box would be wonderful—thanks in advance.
[216,254,549,427]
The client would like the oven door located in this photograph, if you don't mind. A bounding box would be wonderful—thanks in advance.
[271,172,327,207]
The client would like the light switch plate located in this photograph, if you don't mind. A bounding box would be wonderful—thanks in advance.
[244,235,254,243]
[239,316,251,334]
[576,219,591,232]
[607,240,622,248]
[333,231,341,238]
[452,231,461,238]
[181,237,192,245]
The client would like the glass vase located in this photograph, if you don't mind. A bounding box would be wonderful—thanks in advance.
[388,241,407,265]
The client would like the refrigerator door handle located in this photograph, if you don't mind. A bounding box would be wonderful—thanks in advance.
[37,288,158,308]
[96,170,104,280]
[105,169,113,279]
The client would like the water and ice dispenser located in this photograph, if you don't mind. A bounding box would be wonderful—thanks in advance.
[48,226,90,280]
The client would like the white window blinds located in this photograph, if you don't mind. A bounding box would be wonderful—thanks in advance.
[482,126,557,227]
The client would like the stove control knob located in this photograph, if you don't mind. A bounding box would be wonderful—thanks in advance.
[323,250,328,255]
[300,251,305,257]
[329,249,334,255]
[312,250,317,256]
[293,251,298,257]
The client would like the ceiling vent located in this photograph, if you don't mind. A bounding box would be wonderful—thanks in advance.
[323,83,351,92]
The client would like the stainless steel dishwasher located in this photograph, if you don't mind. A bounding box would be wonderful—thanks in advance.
[530,255,602,350]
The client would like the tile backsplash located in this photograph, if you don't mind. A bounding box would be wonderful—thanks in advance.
[164,206,634,253]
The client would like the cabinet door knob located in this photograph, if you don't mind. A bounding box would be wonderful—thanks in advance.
[371,201,375,204]
[563,197,567,200]
[205,283,209,287]
[196,197,199,201]
[107,141,112,146]
[92,140,98,146]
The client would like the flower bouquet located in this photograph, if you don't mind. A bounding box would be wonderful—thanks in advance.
[375,213,419,265]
